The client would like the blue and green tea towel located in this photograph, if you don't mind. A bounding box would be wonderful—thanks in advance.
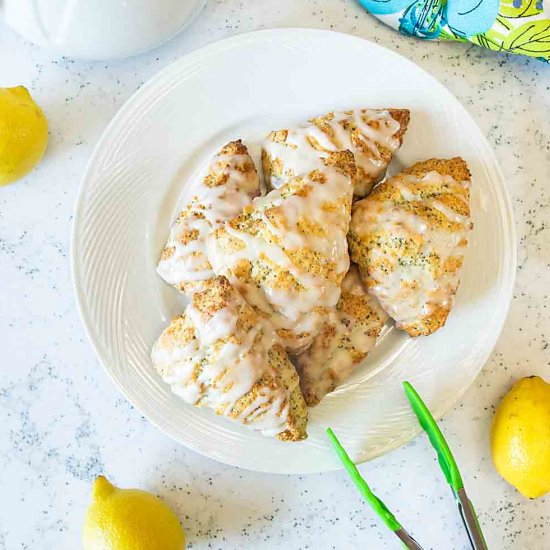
[358,0,550,62]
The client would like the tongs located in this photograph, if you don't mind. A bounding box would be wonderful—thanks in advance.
[327,381,488,550]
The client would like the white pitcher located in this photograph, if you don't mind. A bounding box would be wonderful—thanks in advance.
[0,0,205,60]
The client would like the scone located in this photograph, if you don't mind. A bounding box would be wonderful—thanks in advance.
[295,265,388,406]
[348,157,472,336]
[208,151,356,353]
[262,108,410,197]
[157,140,259,294]
[152,276,307,441]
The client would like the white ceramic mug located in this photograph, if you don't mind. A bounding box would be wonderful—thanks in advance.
[0,0,205,60]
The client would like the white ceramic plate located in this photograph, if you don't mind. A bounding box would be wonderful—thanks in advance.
[72,29,516,474]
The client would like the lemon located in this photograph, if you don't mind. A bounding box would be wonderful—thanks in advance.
[83,476,186,550]
[491,376,550,499]
[0,86,48,186]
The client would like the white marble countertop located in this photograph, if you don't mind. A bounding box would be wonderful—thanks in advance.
[1,1,549,549]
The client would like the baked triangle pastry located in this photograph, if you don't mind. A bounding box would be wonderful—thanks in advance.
[208,150,356,353]
[348,158,472,336]
[295,264,388,406]
[152,276,307,441]
[262,108,410,197]
[157,140,259,294]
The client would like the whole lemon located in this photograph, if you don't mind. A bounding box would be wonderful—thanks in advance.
[83,476,186,550]
[0,86,48,186]
[491,376,550,499]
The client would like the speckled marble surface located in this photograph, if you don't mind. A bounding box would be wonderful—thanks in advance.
[1,1,549,549]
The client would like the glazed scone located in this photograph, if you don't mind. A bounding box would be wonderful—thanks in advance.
[152,276,307,441]
[262,108,410,197]
[295,265,388,406]
[208,151,356,353]
[157,140,260,294]
[348,158,472,337]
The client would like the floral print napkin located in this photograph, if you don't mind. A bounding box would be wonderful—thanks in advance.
[358,0,550,62]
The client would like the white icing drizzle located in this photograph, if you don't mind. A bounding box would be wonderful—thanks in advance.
[262,109,403,196]
[151,279,296,436]
[157,143,260,290]
[350,168,471,331]
[207,157,354,353]
[295,265,388,405]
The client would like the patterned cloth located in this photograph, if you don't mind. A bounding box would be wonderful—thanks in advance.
[358,0,550,62]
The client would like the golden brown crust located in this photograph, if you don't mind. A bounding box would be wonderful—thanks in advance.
[387,108,411,147]
[192,276,233,316]
[323,150,357,179]
[270,345,308,441]
[219,139,248,156]
[155,314,195,352]
[203,140,256,188]
[400,304,450,337]
[277,383,309,441]
[403,157,471,184]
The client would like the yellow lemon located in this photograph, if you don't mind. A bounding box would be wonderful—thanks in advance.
[0,86,48,186]
[491,376,550,499]
[83,476,186,550]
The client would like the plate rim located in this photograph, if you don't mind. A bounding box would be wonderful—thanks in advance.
[71,28,517,474]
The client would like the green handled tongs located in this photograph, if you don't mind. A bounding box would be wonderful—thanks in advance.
[327,381,488,550]
[327,425,423,550]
